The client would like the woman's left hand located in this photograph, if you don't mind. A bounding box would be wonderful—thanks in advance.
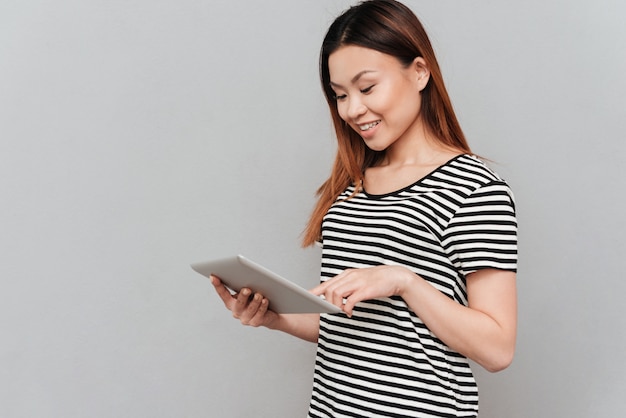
[310,265,415,316]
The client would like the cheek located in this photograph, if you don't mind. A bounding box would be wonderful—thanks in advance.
[388,89,421,122]
[335,102,349,122]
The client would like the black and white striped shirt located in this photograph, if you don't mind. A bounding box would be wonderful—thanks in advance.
[308,154,517,418]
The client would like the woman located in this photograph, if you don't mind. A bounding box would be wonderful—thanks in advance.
[211,1,517,416]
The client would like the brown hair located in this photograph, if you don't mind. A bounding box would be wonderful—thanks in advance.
[302,0,471,246]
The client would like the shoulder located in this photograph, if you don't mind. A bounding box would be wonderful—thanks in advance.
[445,154,506,186]
[425,154,513,199]
[436,154,516,211]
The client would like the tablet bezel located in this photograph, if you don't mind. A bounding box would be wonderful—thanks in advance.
[191,255,343,314]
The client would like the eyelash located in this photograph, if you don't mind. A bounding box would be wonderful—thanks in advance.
[333,85,375,101]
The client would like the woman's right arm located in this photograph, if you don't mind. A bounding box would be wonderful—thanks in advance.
[210,275,320,343]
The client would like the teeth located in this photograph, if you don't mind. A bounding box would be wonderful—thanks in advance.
[359,121,380,131]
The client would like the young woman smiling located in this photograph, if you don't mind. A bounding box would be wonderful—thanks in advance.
[211,1,518,416]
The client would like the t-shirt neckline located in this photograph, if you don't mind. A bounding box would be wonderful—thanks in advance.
[361,154,467,199]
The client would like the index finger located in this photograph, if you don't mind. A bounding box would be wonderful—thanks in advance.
[310,280,331,296]
[210,274,236,305]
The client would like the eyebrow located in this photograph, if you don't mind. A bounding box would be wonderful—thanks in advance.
[329,70,377,88]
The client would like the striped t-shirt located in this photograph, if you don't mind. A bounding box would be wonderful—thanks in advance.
[307,154,517,418]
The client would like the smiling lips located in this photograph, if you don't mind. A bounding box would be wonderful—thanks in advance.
[358,120,380,131]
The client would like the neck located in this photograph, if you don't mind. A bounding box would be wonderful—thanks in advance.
[383,124,450,167]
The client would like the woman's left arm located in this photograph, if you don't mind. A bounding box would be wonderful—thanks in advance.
[402,268,517,373]
[312,266,517,373]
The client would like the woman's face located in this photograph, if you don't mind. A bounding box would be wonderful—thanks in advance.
[328,45,429,152]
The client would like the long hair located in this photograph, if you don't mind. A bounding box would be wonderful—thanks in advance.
[302,0,471,246]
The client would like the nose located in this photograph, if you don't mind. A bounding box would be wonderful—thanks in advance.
[345,96,367,121]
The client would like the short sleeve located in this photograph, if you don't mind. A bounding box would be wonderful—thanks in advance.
[442,180,518,276]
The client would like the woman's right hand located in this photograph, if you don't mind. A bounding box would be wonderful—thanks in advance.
[210,274,279,328]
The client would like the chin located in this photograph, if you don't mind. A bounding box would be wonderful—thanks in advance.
[362,140,390,152]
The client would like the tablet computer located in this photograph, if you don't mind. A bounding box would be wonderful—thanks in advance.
[191,255,343,314]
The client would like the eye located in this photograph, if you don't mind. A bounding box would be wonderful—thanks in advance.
[334,93,347,101]
[360,85,375,94]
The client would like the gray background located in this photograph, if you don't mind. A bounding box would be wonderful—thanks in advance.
[1,0,625,417]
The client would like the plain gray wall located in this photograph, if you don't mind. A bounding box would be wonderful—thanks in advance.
[1,0,625,417]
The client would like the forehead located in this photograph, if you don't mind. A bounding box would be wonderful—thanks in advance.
[328,46,402,84]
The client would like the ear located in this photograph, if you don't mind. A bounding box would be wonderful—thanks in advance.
[412,57,430,91]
